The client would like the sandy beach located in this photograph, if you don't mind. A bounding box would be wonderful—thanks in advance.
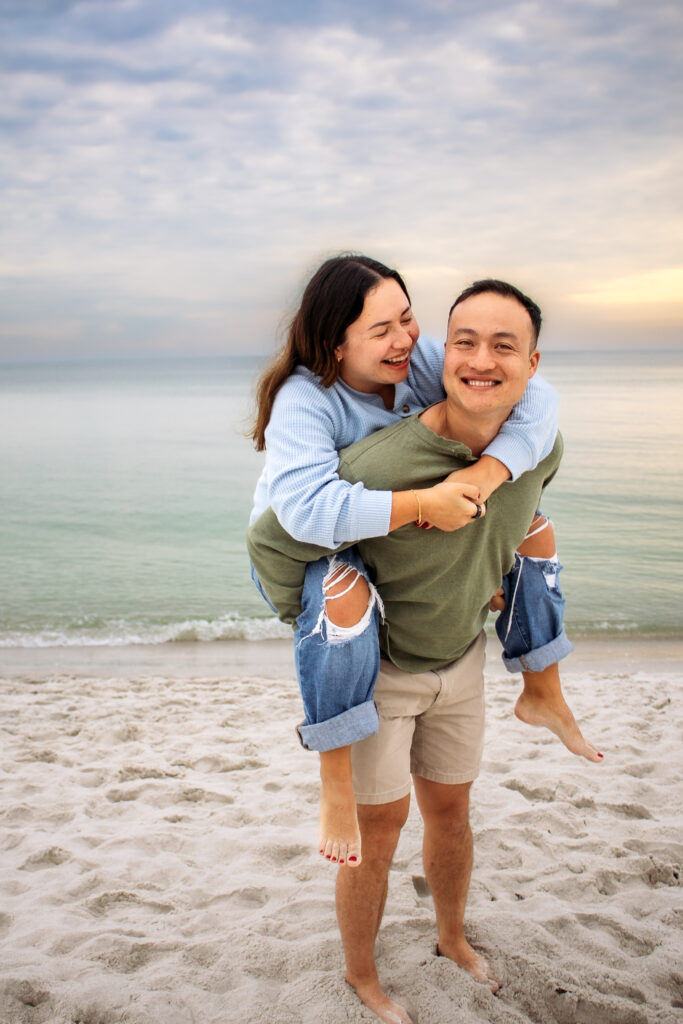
[1,637,682,1024]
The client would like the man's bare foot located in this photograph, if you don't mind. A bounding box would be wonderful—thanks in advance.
[514,691,603,763]
[346,978,415,1024]
[436,939,501,994]
[318,747,362,866]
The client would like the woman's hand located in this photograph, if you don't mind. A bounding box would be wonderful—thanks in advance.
[389,481,484,532]
[419,480,484,532]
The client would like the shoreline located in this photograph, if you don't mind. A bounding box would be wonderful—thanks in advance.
[3,634,683,680]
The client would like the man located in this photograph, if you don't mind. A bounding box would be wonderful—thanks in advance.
[248,280,563,1024]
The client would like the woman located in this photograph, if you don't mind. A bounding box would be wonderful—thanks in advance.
[249,255,589,868]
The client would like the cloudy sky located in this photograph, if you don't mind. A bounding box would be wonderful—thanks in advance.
[1,0,681,360]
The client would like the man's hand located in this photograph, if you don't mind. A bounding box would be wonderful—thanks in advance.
[489,588,505,612]
[446,455,511,503]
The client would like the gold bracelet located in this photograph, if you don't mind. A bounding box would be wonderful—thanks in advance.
[411,489,422,526]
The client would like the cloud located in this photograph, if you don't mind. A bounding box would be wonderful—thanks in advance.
[0,0,681,358]
[573,264,683,307]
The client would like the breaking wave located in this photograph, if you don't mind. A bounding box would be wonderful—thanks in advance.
[0,613,292,648]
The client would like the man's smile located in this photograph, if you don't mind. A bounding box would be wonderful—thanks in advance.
[460,377,500,388]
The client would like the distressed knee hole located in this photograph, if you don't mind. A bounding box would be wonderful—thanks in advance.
[297,557,385,649]
[323,563,372,630]
[518,515,557,560]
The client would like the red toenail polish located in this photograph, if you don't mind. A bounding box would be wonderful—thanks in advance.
[598,753,604,758]
[349,856,357,862]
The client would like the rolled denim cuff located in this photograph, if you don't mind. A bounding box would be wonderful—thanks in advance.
[502,629,574,674]
[297,700,379,752]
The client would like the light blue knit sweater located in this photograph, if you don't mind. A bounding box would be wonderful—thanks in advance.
[250,334,558,548]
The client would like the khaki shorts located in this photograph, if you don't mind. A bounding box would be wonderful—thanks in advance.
[352,631,486,805]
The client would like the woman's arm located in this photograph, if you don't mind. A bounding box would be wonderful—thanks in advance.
[483,374,559,480]
[263,379,393,547]
[447,376,559,502]
[261,366,558,548]
[266,391,482,544]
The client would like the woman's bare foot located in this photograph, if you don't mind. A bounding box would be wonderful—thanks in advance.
[318,747,362,866]
[346,978,415,1023]
[514,689,603,763]
[436,939,501,994]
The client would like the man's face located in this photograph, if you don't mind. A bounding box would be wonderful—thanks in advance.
[443,291,540,419]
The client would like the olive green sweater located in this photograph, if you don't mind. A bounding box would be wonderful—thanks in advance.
[248,414,562,673]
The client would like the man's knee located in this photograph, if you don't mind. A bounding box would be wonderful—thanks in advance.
[415,779,471,831]
[357,796,410,845]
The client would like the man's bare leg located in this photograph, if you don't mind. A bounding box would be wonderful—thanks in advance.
[317,567,372,867]
[336,796,416,1024]
[413,777,501,993]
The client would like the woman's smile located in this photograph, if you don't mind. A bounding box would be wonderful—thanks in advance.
[334,278,420,395]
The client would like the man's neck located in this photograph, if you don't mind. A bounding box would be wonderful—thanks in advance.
[419,400,513,456]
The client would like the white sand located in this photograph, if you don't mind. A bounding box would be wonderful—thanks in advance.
[1,638,682,1024]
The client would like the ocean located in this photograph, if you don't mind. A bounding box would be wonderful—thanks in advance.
[1,349,682,648]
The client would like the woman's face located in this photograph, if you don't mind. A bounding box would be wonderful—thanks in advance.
[333,278,419,395]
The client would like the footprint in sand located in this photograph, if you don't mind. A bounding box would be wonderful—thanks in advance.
[623,761,657,778]
[200,887,270,911]
[645,858,681,887]
[594,977,647,1004]
[573,912,657,957]
[546,988,649,1024]
[604,802,652,820]
[23,749,59,763]
[501,779,556,802]
[483,760,512,775]
[79,769,108,788]
[19,846,71,871]
[176,786,235,804]
[257,843,308,865]
[95,939,173,974]
[2,978,51,1010]
[118,765,180,781]
[86,890,175,917]
[105,786,142,803]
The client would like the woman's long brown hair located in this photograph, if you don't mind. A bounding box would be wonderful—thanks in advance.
[251,255,410,451]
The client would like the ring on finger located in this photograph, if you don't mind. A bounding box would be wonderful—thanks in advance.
[472,503,484,520]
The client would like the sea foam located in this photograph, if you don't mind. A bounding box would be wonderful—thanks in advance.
[0,613,292,647]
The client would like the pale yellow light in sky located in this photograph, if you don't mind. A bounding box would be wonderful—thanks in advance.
[571,268,683,308]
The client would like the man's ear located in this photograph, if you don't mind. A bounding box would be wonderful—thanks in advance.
[528,349,540,378]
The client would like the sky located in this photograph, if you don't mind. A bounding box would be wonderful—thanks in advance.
[1,0,681,361]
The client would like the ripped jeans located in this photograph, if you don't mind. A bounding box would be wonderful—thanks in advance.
[252,537,573,753]
[495,512,574,672]
[495,552,574,672]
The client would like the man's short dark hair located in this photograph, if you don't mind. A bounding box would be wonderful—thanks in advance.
[448,279,542,346]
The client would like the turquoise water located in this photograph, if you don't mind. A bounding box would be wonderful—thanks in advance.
[1,350,682,646]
